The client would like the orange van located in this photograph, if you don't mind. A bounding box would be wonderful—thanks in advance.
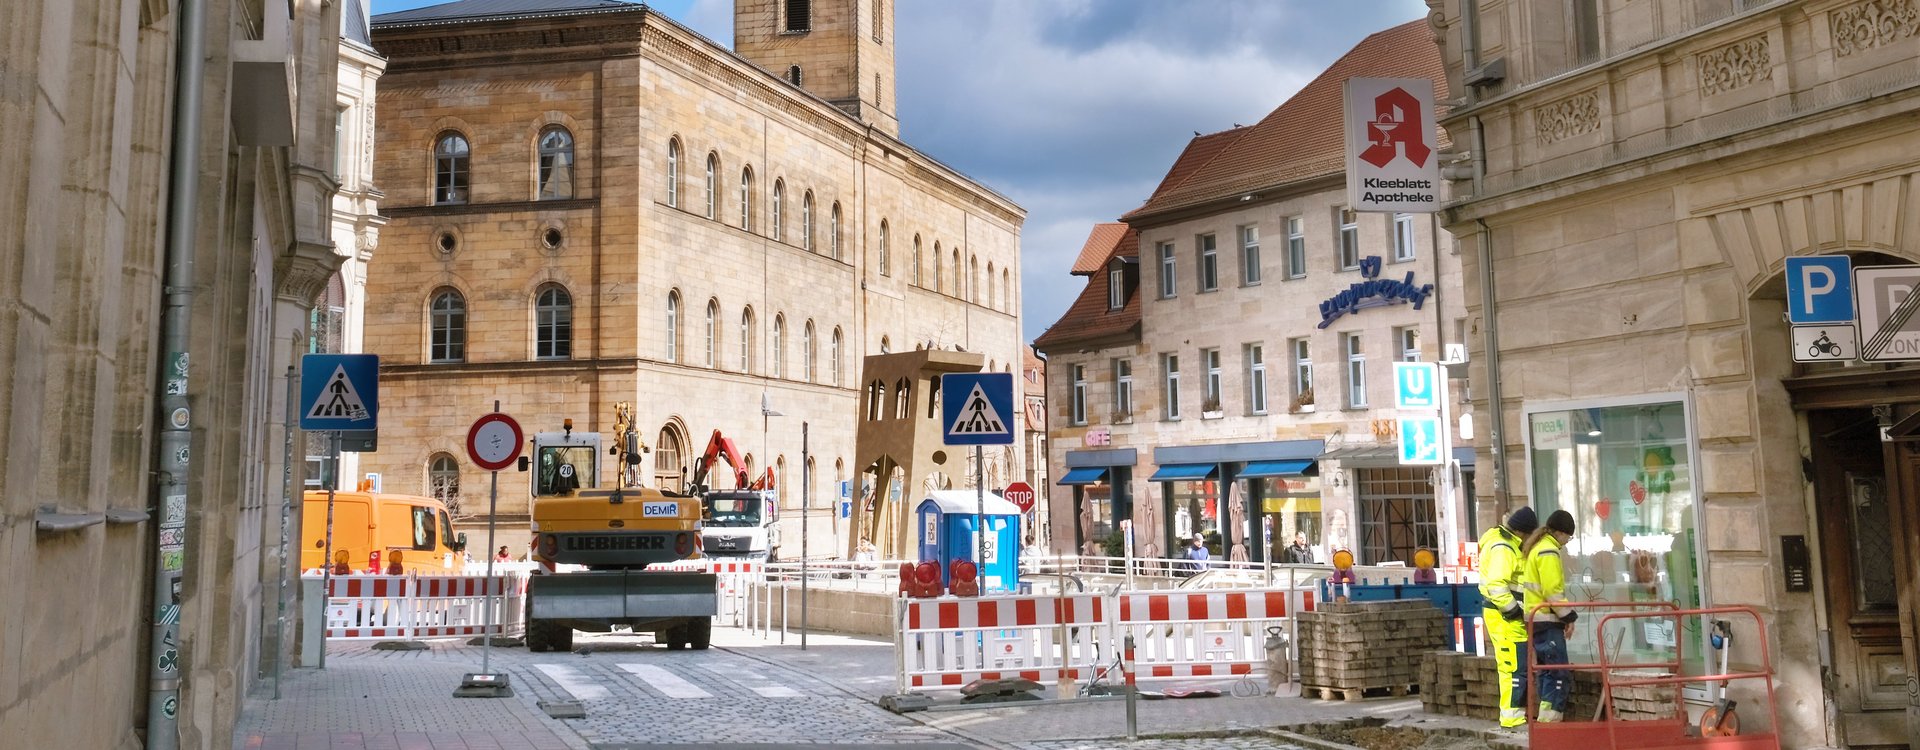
[301,491,466,574]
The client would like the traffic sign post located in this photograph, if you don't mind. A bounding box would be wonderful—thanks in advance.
[1855,265,1920,362]
[942,372,1016,594]
[457,405,522,699]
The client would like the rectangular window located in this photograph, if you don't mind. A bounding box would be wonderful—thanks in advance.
[1158,242,1176,298]
[1574,0,1601,64]
[1393,213,1416,262]
[1286,216,1306,279]
[1292,338,1313,408]
[1198,234,1218,292]
[1114,359,1133,417]
[1398,326,1421,362]
[1240,225,1261,285]
[1070,364,1087,426]
[1202,348,1222,412]
[1108,266,1125,309]
[1338,208,1360,270]
[1344,333,1366,408]
[1247,344,1268,415]
[1163,354,1181,420]
[784,0,812,32]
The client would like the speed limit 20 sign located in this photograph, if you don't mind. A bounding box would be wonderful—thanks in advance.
[467,412,524,471]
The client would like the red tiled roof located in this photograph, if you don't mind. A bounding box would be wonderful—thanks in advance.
[1124,19,1449,221]
[1022,346,1045,380]
[1069,223,1130,275]
[1033,226,1142,352]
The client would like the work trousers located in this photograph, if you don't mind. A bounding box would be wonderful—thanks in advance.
[1485,608,1529,728]
[1532,622,1570,715]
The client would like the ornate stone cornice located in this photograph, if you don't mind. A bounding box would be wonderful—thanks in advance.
[1832,0,1920,57]
[1534,89,1601,144]
[1698,35,1771,96]
[275,240,343,304]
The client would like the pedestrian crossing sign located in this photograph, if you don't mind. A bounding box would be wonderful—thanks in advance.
[940,372,1015,446]
[300,353,379,431]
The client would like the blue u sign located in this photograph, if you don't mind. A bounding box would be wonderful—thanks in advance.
[1786,256,1854,325]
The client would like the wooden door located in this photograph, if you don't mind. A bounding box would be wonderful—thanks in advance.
[1894,441,1920,749]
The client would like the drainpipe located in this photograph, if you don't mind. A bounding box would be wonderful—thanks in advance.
[1474,218,1509,508]
[147,0,208,746]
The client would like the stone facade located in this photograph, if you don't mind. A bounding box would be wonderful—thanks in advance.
[0,0,348,747]
[362,1,1023,562]
[1431,0,1920,745]
[331,22,388,486]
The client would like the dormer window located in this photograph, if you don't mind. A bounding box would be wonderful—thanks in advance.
[1108,265,1125,310]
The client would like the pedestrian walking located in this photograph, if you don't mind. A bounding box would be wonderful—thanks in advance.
[1283,532,1315,564]
[1180,533,1210,576]
[1523,509,1579,723]
[1477,506,1538,728]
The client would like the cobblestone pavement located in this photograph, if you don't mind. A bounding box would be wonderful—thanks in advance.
[1011,739,1303,750]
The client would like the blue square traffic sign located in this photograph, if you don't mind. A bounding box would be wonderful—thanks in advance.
[1392,362,1441,411]
[300,353,379,431]
[1397,416,1444,465]
[941,372,1015,446]
[1786,256,1855,324]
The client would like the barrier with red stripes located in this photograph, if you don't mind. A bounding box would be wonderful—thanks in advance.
[310,573,527,640]
[1115,588,1309,679]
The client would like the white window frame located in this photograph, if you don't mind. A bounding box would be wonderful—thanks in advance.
[802,192,815,252]
[1286,216,1306,279]
[1241,225,1261,285]
[771,180,784,240]
[831,328,843,385]
[739,309,754,372]
[1247,344,1267,415]
[1164,353,1181,420]
[878,221,890,276]
[1198,234,1218,292]
[772,315,786,378]
[704,300,717,368]
[1114,359,1133,417]
[1293,338,1312,404]
[1398,326,1421,362]
[1107,265,1125,309]
[1344,333,1366,408]
[1393,212,1416,262]
[803,321,816,382]
[704,153,718,220]
[739,167,754,230]
[1338,207,1360,270]
[1070,364,1087,426]
[665,292,679,363]
[1202,348,1222,412]
[1158,242,1176,299]
[666,139,679,207]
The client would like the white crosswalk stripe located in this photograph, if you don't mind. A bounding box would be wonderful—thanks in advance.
[618,663,713,698]
[534,664,610,701]
[699,663,803,698]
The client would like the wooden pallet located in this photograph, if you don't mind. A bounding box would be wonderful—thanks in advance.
[1302,683,1418,702]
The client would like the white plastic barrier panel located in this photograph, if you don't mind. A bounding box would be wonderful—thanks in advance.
[899,592,1110,690]
[1115,588,1298,679]
[313,574,526,640]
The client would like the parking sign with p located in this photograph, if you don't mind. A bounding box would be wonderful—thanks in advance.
[1786,256,1854,324]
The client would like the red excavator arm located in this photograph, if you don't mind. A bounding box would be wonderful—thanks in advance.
[687,429,749,492]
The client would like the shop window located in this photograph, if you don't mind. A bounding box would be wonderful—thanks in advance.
[1168,479,1222,557]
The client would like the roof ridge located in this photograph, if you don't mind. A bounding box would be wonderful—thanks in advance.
[1144,125,1255,207]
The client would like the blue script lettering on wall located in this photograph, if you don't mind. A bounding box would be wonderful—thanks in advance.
[1317,255,1434,329]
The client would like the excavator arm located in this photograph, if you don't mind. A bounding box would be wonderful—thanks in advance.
[687,429,750,493]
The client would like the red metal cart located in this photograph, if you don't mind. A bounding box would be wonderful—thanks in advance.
[1526,604,1780,749]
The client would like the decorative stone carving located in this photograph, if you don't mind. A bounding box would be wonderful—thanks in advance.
[1534,89,1601,144]
[1832,0,1920,57]
[1697,35,1771,95]
[276,241,344,304]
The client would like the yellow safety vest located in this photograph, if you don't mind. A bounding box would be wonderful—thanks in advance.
[1522,534,1571,622]
[1477,526,1524,612]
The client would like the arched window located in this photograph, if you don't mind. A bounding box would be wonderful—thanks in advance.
[704,152,718,219]
[536,286,573,360]
[428,454,461,515]
[772,314,786,378]
[665,291,680,363]
[830,202,842,260]
[434,132,470,205]
[802,320,816,382]
[831,327,843,386]
[786,65,803,85]
[952,249,962,298]
[654,425,685,490]
[777,455,789,509]
[802,191,815,252]
[912,235,922,286]
[741,454,755,489]
[739,307,755,372]
[537,127,574,200]
[894,377,911,419]
[987,261,995,308]
[880,335,891,354]
[771,180,784,241]
[666,138,680,207]
[877,220,890,276]
[739,166,754,230]
[933,242,943,291]
[429,289,466,363]
[805,456,816,508]
[704,299,718,368]
[1003,269,1011,313]
[866,380,886,421]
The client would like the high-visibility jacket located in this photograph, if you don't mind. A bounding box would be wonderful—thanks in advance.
[1523,534,1573,623]
[1477,526,1525,616]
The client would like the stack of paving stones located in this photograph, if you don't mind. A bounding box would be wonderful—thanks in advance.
[1298,599,1447,700]
[1419,650,1644,723]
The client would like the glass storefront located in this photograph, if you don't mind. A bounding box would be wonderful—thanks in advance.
[1527,400,1703,673]
[1252,475,1322,562]
[1168,479,1222,556]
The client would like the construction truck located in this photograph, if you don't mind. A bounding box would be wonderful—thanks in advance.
[522,404,717,652]
[683,429,780,562]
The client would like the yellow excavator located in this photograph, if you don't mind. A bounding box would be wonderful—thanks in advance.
[522,403,717,652]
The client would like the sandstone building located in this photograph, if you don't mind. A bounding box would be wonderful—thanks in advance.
[0,0,356,746]
[1035,21,1469,566]
[362,0,1025,560]
[1430,0,1920,744]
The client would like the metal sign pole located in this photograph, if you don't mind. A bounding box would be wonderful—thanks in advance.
[318,430,341,670]
[482,401,501,677]
[976,445,986,592]
[801,421,810,650]
[273,365,295,699]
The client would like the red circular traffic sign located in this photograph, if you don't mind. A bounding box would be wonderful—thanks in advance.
[1003,481,1036,513]
[466,413,524,471]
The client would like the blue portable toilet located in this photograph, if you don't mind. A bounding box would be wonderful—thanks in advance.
[915,490,1022,593]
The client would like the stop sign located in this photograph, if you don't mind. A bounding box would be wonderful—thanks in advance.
[1003,482,1036,513]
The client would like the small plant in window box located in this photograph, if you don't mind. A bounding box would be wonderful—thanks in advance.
[1201,397,1224,419]
[1110,410,1132,424]
[1290,388,1316,414]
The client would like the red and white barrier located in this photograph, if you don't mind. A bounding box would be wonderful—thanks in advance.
[898,592,1110,690]
[311,573,527,640]
[1116,589,1300,679]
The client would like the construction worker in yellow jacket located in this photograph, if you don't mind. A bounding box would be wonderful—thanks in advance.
[1478,506,1538,728]
[1523,509,1580,723]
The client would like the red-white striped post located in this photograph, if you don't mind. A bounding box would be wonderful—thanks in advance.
[1123,634,1138,740]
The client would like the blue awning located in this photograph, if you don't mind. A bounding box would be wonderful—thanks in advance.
[1149,463,1218,482]
[1057,466,1109,485]
[1239,459,1316,478]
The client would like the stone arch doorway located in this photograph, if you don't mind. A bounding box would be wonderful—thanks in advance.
[654,420,689,491]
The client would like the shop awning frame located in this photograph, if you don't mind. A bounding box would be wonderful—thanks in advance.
[1149,463,1218,482]
[1057,466,1110,485]
[1239,459,1317,478]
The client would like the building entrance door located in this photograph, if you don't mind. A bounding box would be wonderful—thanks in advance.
[1808,407,1918,748]
[1354,467,1437,566]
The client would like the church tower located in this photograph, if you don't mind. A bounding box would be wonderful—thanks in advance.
[735,0,899,138]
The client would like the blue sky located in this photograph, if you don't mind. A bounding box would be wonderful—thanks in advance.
[367,0,1430,343]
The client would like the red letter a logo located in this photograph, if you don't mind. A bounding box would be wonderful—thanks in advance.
[1359,87,1431,169]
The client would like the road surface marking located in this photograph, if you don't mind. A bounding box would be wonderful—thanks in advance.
[699,663,803,697]
[534,664,609,701]
[619,663,713,699]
